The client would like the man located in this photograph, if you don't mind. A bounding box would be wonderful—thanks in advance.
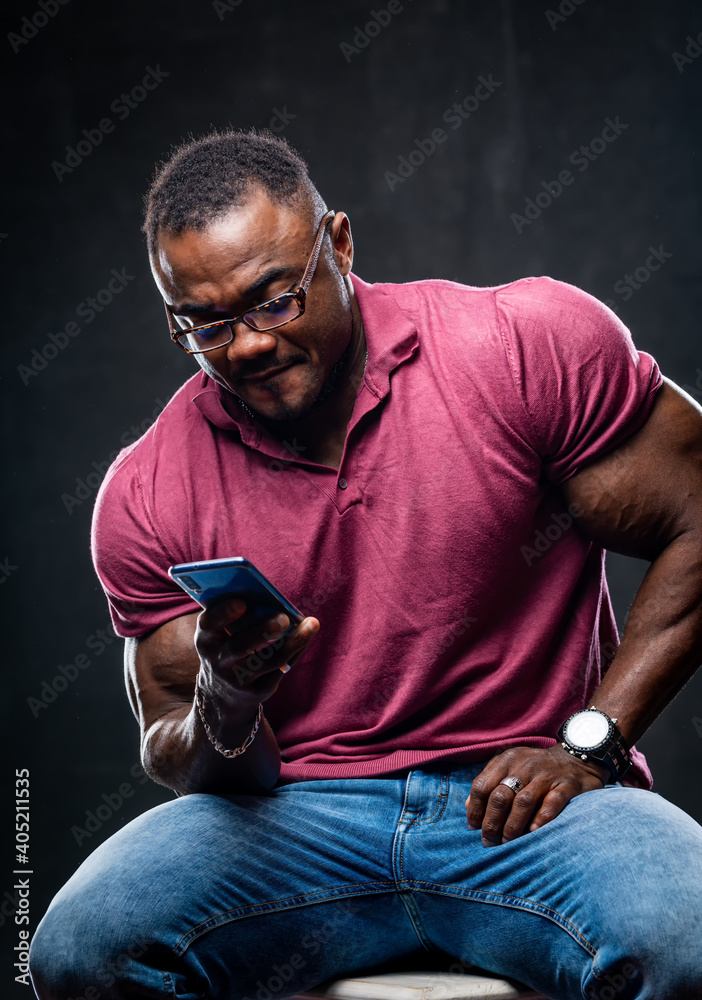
[30,130,702,1000]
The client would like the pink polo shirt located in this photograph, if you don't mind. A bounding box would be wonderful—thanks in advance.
[92,273,662,787]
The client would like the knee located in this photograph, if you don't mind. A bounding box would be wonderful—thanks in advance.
[31,907,156,999]
[29,874,157,998]
[591,911,702,1000]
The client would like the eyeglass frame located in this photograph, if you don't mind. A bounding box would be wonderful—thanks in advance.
[163,209,336,355]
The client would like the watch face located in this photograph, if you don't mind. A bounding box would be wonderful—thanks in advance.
[564,711,610,750]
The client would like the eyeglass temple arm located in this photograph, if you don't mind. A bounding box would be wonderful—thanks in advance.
[299,210,335,293]
[164,300,179,339]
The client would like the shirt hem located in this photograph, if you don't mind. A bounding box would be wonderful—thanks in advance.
[276,738,652,790]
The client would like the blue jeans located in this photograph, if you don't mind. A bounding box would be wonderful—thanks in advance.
[29,762,702,1000]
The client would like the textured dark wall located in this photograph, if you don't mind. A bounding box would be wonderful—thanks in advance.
[2,1,702,992]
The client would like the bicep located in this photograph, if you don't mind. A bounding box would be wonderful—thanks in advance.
[563,378,702,559]
[124,612,201,737]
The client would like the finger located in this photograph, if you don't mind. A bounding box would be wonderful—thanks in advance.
[528,782,582,832]
[234,636,314,698]
[241,616,319,660]
[500,782,550,842]
[465,761,507,831]
[477,780,529,847]
[223,617,320,688]
[198,596,248,640]
[228,613,292,656]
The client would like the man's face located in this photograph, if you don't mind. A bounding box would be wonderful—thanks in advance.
[151,188,355,423]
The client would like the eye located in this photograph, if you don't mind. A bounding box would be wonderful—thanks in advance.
[195,323,227,341]
[261,296,292,314]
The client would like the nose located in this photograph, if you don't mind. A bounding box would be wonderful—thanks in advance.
[224,322,278,364]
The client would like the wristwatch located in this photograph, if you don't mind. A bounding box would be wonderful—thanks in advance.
[557,706,632,782]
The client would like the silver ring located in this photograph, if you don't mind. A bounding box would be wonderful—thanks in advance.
[499,776,523,793]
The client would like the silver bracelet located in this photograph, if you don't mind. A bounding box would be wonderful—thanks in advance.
[194,678,263,759]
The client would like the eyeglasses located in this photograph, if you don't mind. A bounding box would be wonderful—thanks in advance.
[164,209,336,355]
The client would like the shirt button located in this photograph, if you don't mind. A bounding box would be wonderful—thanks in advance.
[339,478,348,489]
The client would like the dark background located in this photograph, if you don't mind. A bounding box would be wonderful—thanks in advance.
[2,1,702,995]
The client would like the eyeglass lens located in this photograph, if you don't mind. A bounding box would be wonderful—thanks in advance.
[176,294,302,353]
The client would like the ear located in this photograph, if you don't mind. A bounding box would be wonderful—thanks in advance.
[330,212,353,276]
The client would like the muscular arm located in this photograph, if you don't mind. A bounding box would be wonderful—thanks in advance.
[562,377,702,745]
[467,377,702,842]
[126,600,319,797]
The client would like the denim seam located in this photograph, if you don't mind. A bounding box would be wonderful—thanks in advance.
[392,821,434,951]
[173,881,396,955]
[397,888,434,952]
[409,881,597,958]
[162,970,176,997]
[589,955,612,979]
[396,775,450,882]
[411,775,450,827]
[394,769,417,881]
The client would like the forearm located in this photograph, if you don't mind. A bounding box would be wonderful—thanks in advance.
[590,529,702,746]
[143,700,281,796]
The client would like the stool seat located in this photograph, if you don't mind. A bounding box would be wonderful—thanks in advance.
[294,970,546,999]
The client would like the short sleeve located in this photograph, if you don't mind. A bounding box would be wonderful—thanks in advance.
[90,446,199,638]
[495,276,663,484]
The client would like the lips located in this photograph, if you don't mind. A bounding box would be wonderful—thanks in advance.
[240,363,293,382]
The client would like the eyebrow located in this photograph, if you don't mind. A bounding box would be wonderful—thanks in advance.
[173,266,295,316]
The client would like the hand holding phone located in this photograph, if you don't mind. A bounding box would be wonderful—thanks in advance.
[169,557,305,637]
[169,558,319,703]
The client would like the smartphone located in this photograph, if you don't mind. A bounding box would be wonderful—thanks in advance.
[168,557,304,637]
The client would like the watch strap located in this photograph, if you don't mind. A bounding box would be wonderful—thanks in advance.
[586,730,632,782]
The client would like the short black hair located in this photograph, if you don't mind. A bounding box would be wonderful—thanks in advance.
[142,128,326,258]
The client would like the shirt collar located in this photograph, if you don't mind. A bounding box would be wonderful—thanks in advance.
[191,271,419,435]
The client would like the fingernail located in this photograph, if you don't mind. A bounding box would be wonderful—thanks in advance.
[303,619,319,636]
[279,664,291,674]
[467,822,478,831]
[482,838,498,848]
[275,614,289,627]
